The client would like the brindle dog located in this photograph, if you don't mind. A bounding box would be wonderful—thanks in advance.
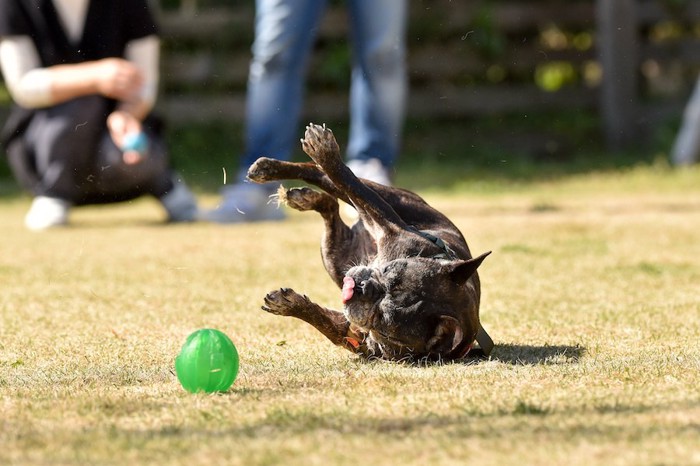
[248,123,493,361]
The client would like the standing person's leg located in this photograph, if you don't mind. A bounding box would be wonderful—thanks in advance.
[672,76,700,166]
[244,0,328,172]
[345,0,408,185]
[206,0,327,223]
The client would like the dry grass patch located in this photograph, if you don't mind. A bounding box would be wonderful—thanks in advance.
[1,165,700,465]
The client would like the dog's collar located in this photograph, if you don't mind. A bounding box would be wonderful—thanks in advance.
[412,228,458,260]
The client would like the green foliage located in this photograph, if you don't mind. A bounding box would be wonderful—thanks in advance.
[469,3,507,59]
[166,123,243,192]
[159,0,251,10]
[314,42,352,89]
[661,0,692,13]
[0,83,10,105]
[535,62,577,92]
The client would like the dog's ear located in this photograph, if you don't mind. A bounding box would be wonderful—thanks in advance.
[445,251,491,284]
[427,315,463,354]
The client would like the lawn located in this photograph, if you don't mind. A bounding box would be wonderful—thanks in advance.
[1,157,699,465]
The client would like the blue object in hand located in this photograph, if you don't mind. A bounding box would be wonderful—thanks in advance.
[121,131,148,154]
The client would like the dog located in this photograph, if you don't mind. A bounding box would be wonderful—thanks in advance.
[247,123,493,361]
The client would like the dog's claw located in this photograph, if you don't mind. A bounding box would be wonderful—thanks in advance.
[301,123,341,166]
[262,287,307,317]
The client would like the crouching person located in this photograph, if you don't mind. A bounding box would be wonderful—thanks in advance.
[0,0,197,230]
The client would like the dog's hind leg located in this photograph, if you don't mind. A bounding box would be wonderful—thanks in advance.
[280,186,374,286]
[300,124,410,240]
[279,185,336,213]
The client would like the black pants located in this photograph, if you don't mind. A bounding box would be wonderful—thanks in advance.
[6,95,173,205]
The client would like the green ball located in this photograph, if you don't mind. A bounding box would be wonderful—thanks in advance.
[175,329,239,393]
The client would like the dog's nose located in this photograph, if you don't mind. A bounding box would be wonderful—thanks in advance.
[359,279,382,301]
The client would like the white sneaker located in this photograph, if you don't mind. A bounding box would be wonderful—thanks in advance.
[201,182,285,223]
[24,196,71,231]
[159,175,198,223]
[346,158,392,186]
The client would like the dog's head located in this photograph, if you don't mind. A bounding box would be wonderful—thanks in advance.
[341,251,490,360]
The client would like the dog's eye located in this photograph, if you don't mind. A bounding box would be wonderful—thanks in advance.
[381,264,392,274]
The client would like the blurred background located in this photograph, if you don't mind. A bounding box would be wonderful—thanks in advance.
[1,0,699,194]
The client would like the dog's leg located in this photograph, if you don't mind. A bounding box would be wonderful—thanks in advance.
[263,288,368,354]
[248,158,350,204]
[281,186,374,286]
[249,156,439,229]
[279,185,337,213]
[300,124,409,241]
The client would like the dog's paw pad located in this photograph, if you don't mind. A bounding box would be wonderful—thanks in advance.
[262,288,302,316]
[247,157,278,183]
[284,187,324,211]
[301,123,340,164]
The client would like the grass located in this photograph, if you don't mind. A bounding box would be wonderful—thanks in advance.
[1,112,699,464]
[1,159,699,465]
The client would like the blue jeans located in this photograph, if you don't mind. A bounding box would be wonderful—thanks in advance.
[239,0,407,179]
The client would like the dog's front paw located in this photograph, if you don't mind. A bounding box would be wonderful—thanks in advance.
[301,123,341,166]
[262,288,309,317]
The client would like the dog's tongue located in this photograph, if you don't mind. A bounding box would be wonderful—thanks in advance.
[342,276,355,303]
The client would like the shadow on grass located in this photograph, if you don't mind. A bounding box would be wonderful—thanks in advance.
[487,343,586,366]
[111,394,700,445]
[411,343,585,367]
[350,343,586,367]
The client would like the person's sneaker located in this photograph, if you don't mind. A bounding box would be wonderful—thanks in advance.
[24,196,71,231]
[346,158,392,186]
[159,175,198,223]
[201,182,285,223]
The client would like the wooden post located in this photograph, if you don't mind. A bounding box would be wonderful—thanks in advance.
[596,0,639,149]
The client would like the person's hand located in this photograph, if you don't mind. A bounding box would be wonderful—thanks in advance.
[107,110,143,165]
[93,58,144,102]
